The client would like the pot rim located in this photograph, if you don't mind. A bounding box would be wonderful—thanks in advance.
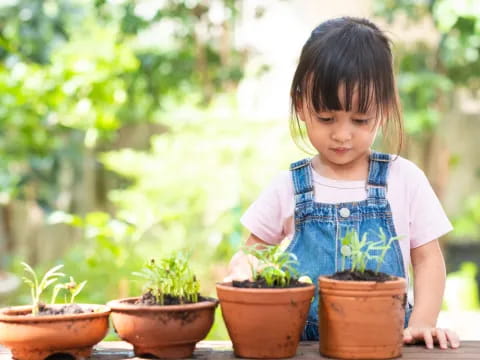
[216,281,315,294]
[318,275,406,289]
[0,304,111,322]
[107,296,219,312]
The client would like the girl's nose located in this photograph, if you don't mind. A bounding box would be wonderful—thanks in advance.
[331,123,353,143]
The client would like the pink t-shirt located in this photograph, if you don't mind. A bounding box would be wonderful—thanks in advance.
[241,155,453,273]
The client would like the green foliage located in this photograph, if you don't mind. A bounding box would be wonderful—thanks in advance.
[20,262,65,315]
[133,254,200,305]
[340,229,400,273]
[374,0,480,136]
[0,15,139,210]
[397,66,453,135]
[51,276,87,305]
[0,0,247,233]
[444,262,480,310]
[452,194,480,238]
[243,244,299,287]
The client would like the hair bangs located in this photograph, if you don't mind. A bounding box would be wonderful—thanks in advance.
[302,42,393,120]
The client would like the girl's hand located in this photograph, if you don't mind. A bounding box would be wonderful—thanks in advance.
[223,251,259,282]
[223,233,270,282]
[403,326,460,349]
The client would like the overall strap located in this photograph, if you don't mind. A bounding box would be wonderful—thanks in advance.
[290,158,314,205]
[367,151,390,200]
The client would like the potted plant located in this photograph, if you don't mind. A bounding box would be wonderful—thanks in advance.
[318,229,407,360]
[216,244,315,359]
[107,253,218,359]
[0,262,111,360]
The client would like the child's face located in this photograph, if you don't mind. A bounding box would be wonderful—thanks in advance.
[298,87,379,169]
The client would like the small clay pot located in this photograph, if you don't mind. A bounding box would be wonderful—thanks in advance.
[0,304,111,360]
[108,297,218,359]
[216,282,315,359]
[318,276,407,359]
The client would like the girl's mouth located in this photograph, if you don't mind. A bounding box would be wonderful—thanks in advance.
[331,147,351,154]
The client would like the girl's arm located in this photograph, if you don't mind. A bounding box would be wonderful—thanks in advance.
[223,233,270,281]
[404,239,460,349]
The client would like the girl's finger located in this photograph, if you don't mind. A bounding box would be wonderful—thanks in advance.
[444,329,460,349]
[423,328,434,349]
[403,328,414,343]
[434,328,448,349]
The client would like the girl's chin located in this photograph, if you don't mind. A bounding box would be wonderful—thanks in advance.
[323,152,365,166]
[326,150,354,160]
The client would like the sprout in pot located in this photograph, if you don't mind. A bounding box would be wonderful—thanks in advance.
[133,254,203,305]
[21,262,91,315]
[318,229,407,360]
[0,262,110,360]
[108,252,218,359]
[332,228,402,281]
[216,244,315,358]
[233,244,312,288]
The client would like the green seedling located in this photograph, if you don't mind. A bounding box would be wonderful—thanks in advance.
[243,244,299,287]
[51,277,87,304]
[21,262,65,316]
[340,228,401,273]
[133,253,200,305]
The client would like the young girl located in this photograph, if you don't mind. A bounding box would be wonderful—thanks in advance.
[226,17,460,349]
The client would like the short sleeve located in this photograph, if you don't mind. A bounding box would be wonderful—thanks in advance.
[409,166,453,248]
[240,172,294,244]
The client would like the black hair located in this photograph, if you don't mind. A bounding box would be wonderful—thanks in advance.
[290,17,403,154]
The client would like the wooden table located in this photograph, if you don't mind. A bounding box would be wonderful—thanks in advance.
[1,341,479,359]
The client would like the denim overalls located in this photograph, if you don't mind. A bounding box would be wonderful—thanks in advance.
[285,151,412,341]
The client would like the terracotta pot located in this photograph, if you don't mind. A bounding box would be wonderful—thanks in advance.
[216,282,315,359]
[108,297,218,359]
[0,304,111,360]
[318,276,407,360]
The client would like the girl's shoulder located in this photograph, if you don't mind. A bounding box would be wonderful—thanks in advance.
[387,155,431,196]
[268,170,295,195]
[251,170,295,206]
[388,154,426,179]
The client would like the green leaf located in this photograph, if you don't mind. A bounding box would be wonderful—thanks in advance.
[71,280,87,300]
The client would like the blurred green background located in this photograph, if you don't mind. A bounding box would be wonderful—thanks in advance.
[0,0,479,340]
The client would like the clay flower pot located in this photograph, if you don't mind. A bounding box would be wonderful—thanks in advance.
[318,276,407,360]
[0,304,111,360]
[108,297,218,359]
[216,282,315,359]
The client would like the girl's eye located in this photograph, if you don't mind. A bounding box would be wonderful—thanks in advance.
[353,118,370,125]
[317,117,333,123]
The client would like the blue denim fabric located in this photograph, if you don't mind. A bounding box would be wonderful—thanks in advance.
[286,151,412,341]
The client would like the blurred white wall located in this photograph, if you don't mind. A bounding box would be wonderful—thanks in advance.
[235,0,439,119]
[236,0,372,120]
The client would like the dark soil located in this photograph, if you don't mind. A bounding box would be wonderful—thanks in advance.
[135,291,209,305]
[329,270,394,282]
[36,303,93,315]
[232,277,310,289]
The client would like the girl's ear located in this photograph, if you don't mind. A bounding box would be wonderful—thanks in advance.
[294,100,306,122]
[297,110,306,123]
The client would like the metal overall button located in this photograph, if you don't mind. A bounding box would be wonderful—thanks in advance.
[339,207,350,218]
